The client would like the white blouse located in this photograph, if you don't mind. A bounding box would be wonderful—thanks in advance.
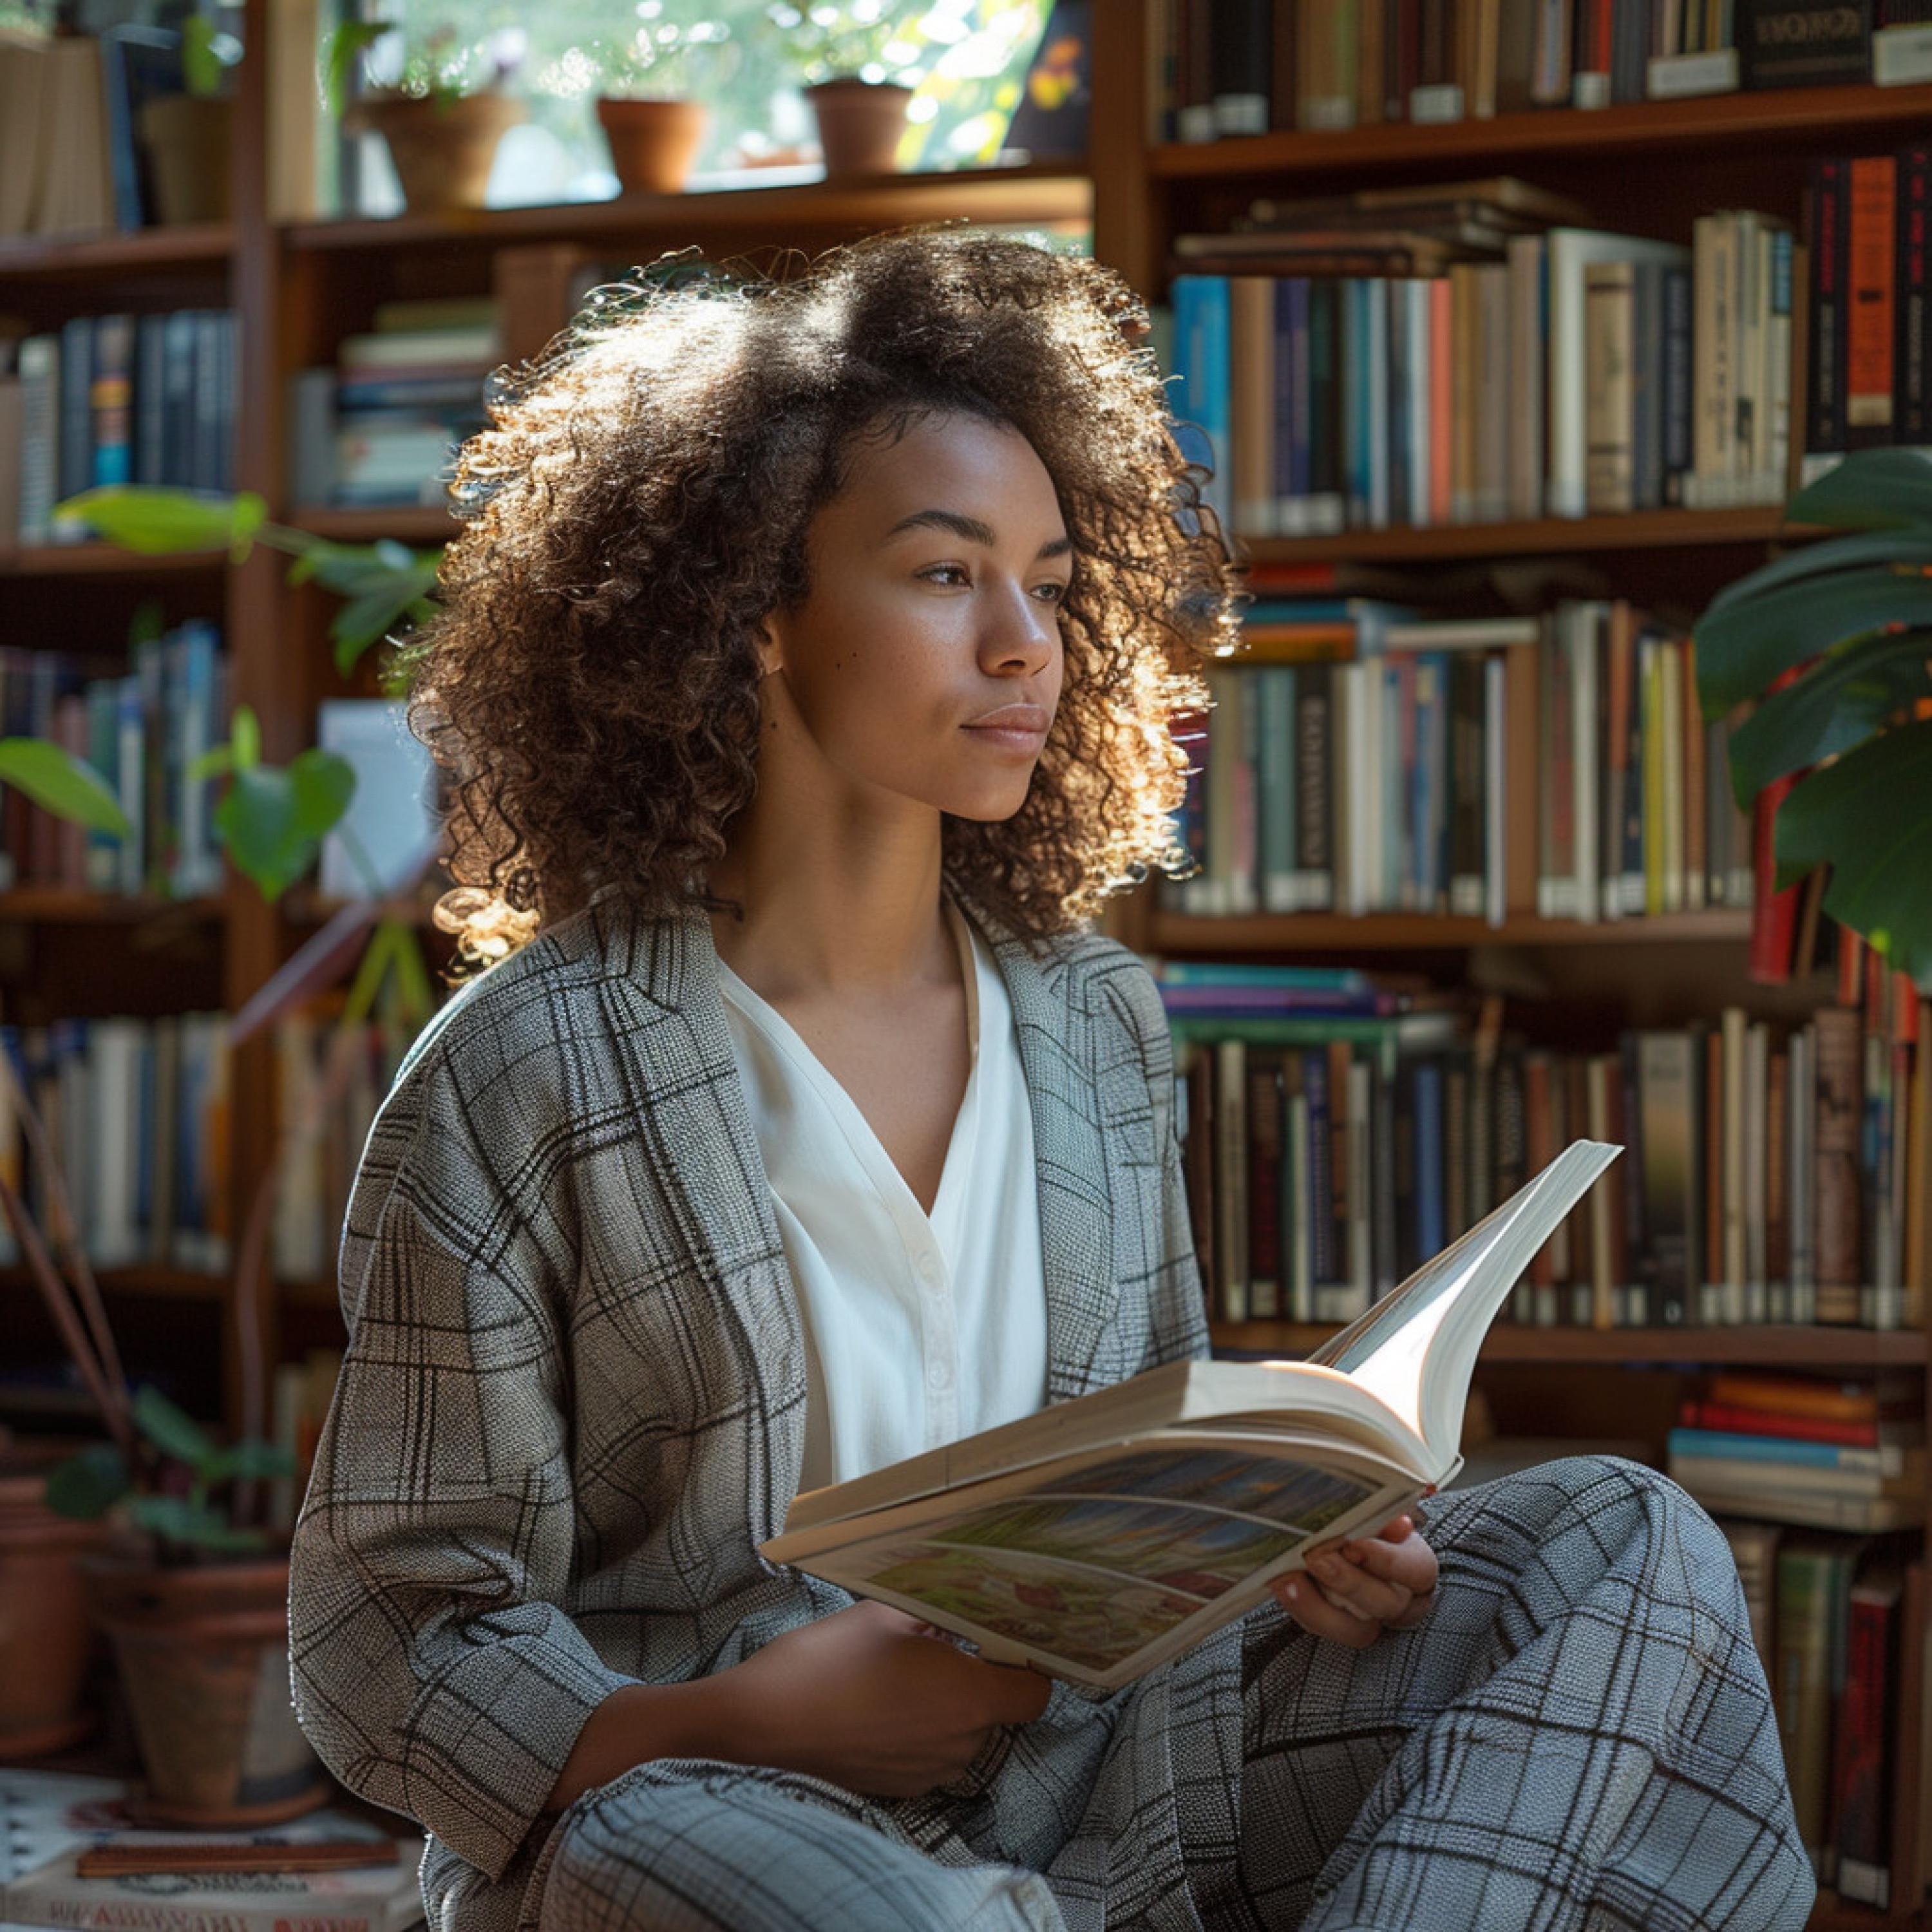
[715,891,1050,1495]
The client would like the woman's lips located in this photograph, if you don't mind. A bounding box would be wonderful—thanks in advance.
[963,723,1049,752]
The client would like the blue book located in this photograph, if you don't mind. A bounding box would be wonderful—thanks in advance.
[1667,1429,1888,1472]
[1343,279,1369,526]
[1363,278,1389,529]
[1151,962,1367,990]
[1414,1059,1445,1262]
[1272,278,1295,535]
[1168,274,1231,541]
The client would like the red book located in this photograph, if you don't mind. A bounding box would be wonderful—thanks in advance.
[1832,1567,1904,1908]
[1679,1399,1882,1448]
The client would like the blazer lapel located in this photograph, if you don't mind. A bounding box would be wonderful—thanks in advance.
[958,899,1124,1406]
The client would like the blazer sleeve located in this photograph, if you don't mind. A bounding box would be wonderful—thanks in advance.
[1117,958,1213,1371]
[286,1044,639,1886]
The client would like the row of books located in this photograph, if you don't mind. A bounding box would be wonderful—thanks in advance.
[1161,972,1931,1331]
[1712,1498,1928,1901]
[0,621,227,898]
[1806,148,1932,455]
[286,297,502,510]
[0,310,236,549]
[1155,0,1917,142]
[0,1013,232,1276]
[1160,601,1753,926]
[1159,205,1793,539]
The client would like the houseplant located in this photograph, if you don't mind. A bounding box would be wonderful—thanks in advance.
[0,485,443,1814]
[1693,446,1932,985]
[760,1,926,176]
[325,19,526,214]
[592,18,736,196]
[137,11,242,225]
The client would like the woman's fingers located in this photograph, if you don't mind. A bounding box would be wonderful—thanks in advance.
[1272,1571,1382,1649]
[1269,1527,1441,1645]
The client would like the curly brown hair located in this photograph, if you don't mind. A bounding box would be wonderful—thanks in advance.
[393,221,1247,982]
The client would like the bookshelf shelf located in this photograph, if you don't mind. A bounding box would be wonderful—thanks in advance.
[0,221,235,281]
[285,506,455,545]
[1150,81,1932,182]
[1211,1321,1931,1368]
[1148,909,1754,952]
[281,161,1092,256]
[0,889,227,925]
[0,1263,228,1303]
[1241,507,1823,567]
[0,543,226,578]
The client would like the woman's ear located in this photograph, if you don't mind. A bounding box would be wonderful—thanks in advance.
[754,614,783,683]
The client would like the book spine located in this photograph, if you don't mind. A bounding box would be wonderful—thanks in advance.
[1814,1006,1864,1323]
[57,316,94,540]
[1809,156,1847,455]
[1830,1584,1898,1908]
[1246,1054,1283,1317]
[1899,142,1929,443]
[89,313,135,488]
[1847,155,1899,446]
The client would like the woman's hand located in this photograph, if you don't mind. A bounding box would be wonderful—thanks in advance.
[1268,1502,1440,1650]
[714,1599,1052,1799]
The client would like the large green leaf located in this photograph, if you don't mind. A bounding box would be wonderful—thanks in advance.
[133,1384,214,1468]
[0,740,131,838]
[1703,531,1932,620]
[203,1439,297,1482]
[1773,719,1932,981]
[214,752,356,900]
[1724,632,1932,804]
[51,486,267,558]
[43,1443,129,1519]
[1787,447,1932,530]
[1694,567,1932,714]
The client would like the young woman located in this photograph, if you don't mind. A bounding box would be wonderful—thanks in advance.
[287,229,1812,1932]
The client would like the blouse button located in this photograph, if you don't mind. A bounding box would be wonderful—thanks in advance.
[927,1358,953,1391]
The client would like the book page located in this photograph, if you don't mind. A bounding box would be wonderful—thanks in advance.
[794,1431,1417,1688]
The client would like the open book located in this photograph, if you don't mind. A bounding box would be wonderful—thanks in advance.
[760,1139,1620,1689]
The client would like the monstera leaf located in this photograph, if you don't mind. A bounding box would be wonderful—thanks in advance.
[1694,450,1932,983]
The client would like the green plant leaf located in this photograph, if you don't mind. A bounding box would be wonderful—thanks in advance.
[214,752,354,900]
[329,573,443,675]
[203,1439,297,1482]
[231,705,261,771]
[1773,718,1932,980]
[182,15,222,95]
[289,749,357,836]
[324,19,392,119]
[0,740,131,838]
[133,1384,216,1468]
[126,1493,269,1551]
[1788,447,1932,531]
[1694,567,1932,715]
[43,1443,129,1519]
[1723,632,1932,804]
[50,486,267,558]
[187,745,235,782]
[1703,532,1932,620]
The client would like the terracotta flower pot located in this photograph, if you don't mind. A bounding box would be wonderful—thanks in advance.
[81,1547,330,1827]
[0,1463,110,1758]
[803,77,913,177]
[135,93,232,224]
[597,95,708,195]
[345,89,526,214]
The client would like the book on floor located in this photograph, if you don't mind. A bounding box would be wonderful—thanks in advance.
[760,1139,1620,1689]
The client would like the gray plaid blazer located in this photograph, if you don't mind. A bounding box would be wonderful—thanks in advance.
[287,886,1233,1931]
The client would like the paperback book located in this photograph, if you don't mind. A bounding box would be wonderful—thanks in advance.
[761,1139,1619,1688]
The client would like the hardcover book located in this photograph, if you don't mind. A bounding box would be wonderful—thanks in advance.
[761,1141,1619,1689]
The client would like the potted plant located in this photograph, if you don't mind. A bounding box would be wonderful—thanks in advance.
[759,1,927,177]
[325,19,526,214]
[0,486,443,1811]
[1693,446,1932,987]
[592,19,736,197]
[138,11,242,225]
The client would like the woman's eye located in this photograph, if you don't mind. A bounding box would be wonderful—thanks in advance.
[921,563,970,585]
[1035,581,1070,604]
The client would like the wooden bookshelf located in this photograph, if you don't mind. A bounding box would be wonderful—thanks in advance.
[5,10,1927,1917]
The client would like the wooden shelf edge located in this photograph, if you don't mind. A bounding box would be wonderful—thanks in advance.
[1150,909,1754,951]
[0,1264,229,1303]
[0,542,228,578]
[1211,1321,1931,1366]
[285,506,457,545]
[1152,81,1932,180]
[0,220,235,278]
[1238,507,1824,566]
[0,889,229,925]
[283,162,1092,254]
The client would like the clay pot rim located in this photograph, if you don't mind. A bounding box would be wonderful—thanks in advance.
[596,91,706,111]
[345,88,527,133]
[803,76,916,96]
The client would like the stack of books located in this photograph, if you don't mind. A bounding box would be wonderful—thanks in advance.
[1156,187,1797,539]
[287,298,502,511]
[1166,986,1931,1331]
[1160,600,1752,927]
[1673,1368,1926,1530]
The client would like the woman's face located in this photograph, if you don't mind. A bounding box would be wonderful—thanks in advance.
[756,408,1071,823]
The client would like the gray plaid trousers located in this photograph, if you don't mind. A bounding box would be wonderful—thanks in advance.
[526,1455,1813,1932]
